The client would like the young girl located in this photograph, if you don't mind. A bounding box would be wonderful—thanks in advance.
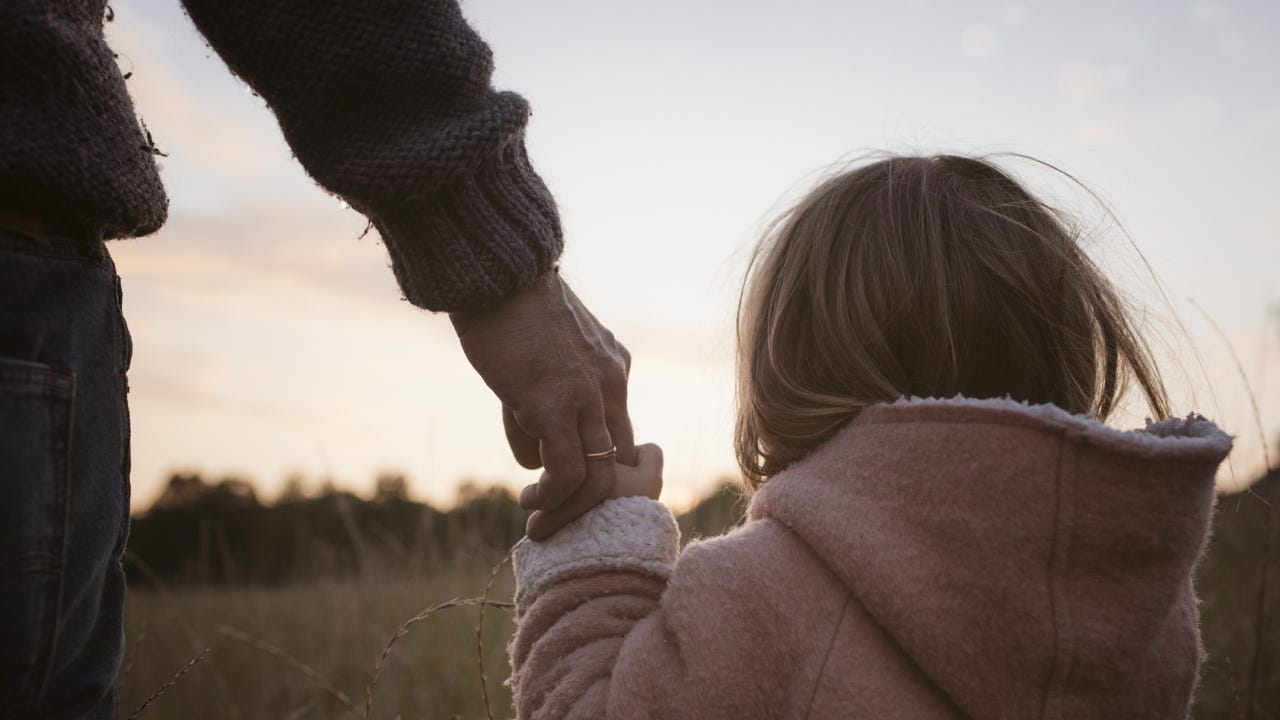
[508,154,1232,720]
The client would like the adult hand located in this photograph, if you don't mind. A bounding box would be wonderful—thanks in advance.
[451,272,636,540]
[525,442,661,521]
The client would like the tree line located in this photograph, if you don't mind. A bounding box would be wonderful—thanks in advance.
[125,472,747,587]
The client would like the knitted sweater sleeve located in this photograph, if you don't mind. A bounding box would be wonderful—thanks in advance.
[510,497,838,719]
[179,0,562,312]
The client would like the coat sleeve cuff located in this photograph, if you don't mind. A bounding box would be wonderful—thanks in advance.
[513,497,680,614]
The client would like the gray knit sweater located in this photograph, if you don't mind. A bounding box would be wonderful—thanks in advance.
[0,0,562,312]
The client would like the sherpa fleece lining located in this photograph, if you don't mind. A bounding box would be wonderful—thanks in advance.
[514,496,679,613]
[881,395,1233,459]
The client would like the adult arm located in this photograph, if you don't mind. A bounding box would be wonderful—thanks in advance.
[178,0,557,312]
[179,0,633,533]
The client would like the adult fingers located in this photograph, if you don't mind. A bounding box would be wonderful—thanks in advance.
[518,481,540,510]
[503,405,543,470]
[535,424,586,511]
[577,398,616,461]
[525,407,617,539]
[574,399,618,506]
[525,461,616,540]
[602,333,634,464]
[603,387,636,466]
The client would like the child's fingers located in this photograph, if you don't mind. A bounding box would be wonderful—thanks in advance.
[611,443,663,500]
[524,472,613,540]
[524,444,664,541]
[633,443,663,477]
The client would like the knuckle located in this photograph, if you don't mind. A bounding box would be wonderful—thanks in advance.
[544,446,580,471]
[610,342,630,365]
[574,381,601,405]
[513,406,548,434]
[607,334,624,357]
[604,365,629,390]
[564,381,603,411]
[526,403,574,435]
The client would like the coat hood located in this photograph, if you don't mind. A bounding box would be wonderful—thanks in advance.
[749,396,1232,720]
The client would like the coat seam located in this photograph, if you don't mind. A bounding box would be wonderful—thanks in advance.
[803,594,852,720]
[765,516,971,717]
[1040,433,1079,720]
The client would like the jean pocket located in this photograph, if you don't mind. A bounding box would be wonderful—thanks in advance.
[0,359,73,713]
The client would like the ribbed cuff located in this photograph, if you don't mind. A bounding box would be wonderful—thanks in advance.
[371,140,563,313]
[513,497,680,614]
[0,11,168,240]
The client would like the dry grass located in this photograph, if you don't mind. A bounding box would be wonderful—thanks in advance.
[117,562,517,720]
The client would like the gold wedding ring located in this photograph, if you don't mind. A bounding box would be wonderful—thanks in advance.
[584,445,617,461]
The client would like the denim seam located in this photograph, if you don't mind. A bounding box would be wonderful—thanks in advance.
[0,246,113,274]
[112,273,132,565]
[6,550,62,563]
[0,373,74,395]
[0,229,113,272]
[29,371,73,709]
[0,563,63,575]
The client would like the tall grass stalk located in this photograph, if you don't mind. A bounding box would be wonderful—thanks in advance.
[1190,299,1276,720]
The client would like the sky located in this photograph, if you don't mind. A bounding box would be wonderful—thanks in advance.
[105,0,1279,510]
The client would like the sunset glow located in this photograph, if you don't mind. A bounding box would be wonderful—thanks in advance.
[107,0,1279,510]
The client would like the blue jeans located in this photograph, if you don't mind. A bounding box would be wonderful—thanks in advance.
[0,227,130,719]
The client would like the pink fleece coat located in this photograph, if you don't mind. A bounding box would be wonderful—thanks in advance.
[509,397,1232,719]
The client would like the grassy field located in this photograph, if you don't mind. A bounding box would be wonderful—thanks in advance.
[118,553,1279,720]
[116,479,1277,719]
[118,564,517,720]
[115,480,746,719]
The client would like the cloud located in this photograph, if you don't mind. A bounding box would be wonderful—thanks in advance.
[1164,94,1222,128]
[961,23,1000,58]
[112,205,408,312]
[1075,114,1127,146]
[105,3,312,212]
[114,202,745,511]
[1002,2,1030,26]
[1057,62,1137,147]
[1187,0,1232,25]
[108,21,271,172]
[1060,63,1102,106]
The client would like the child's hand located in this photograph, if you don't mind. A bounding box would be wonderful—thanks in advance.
[519,443,663,537]
[609,443,663,501]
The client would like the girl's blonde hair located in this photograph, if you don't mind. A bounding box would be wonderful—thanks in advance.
[735,154,1169,489]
